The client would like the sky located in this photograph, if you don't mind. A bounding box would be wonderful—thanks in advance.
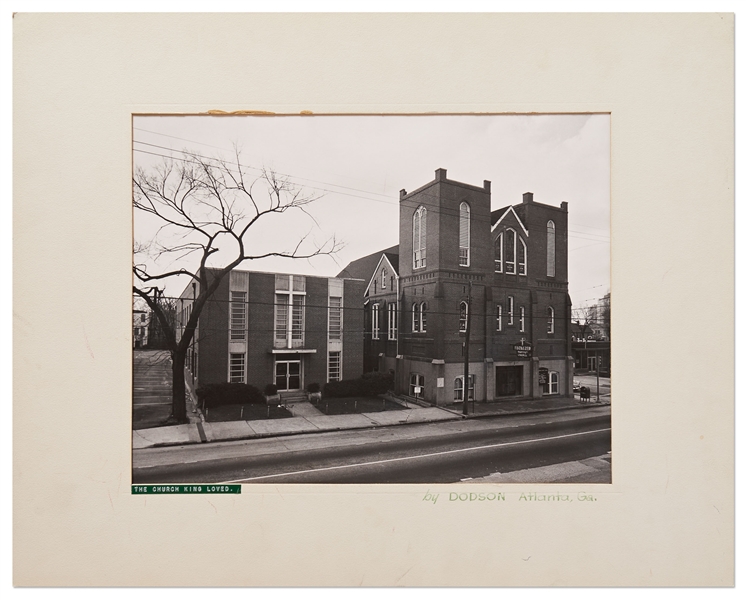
[133,114,610,309]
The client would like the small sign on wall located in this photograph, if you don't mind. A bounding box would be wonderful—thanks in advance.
[513,338,533,358]
[437,378,444,388]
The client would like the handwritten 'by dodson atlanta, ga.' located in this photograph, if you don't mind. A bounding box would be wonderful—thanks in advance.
[422,491,598,503]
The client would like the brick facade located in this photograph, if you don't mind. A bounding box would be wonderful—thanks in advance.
[177,270,365,394]
[350,168,574,405]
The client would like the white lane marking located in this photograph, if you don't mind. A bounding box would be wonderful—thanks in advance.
[221,427,612,483]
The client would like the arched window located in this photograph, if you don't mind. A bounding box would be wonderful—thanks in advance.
[547,306,555,334]
[518,237,527,275]
[413,206,427,269]
[505,229,516,274]
[410,373,425,399]
[547,220,556,277]
[496,229,526,275]
[420,302,427,332]
[494,234,503,272]
[459,301,468,333]
[387,303,397,340]
[412,302,420,332]
[454,375,475,401]
[542,371,559,395]
[372,303,380,340]
[459,202,470,266]
[381,268,387,289]
[519,306,525,332]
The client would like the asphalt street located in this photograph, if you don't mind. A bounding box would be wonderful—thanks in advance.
[133,407,611,484]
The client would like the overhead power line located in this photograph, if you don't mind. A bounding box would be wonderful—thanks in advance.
[133,143,610,244]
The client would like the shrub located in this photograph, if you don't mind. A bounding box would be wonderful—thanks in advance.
[264,383,278,396]
[307,382,320,393]
[196,382,265,409]
[323,372,394,398]
[362,371,394,394]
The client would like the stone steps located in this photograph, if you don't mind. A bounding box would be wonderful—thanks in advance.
[279,391,309,404]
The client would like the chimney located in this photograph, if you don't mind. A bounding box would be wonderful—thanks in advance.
[435,168,447,181]
[523,192,533,204]
[399,189,407,199]
[483,180,491,193]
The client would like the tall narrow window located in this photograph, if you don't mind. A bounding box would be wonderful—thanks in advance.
[420,302,427,332]
[291,296,305,347]
[275,294,289,347]
[381,268,387,289]
[550,371,559,394]
[413,206,427,269]
[547,220,556,277]
[412,302,420,332]
[459,202,471,266]
[519,306,525,332]
[275,275,305,349]
[329,296,342,340]
[547,306,555,334]
[494,234,503,272]
[372,303,380,340]
[229,353,245,383]
[508,296,514,325]
[505,229,516,274]
[518,238,527,275]
[230,291,247,340]
[459,301,468,333]
[328,351,341,382]
[496,305,502,331]
[388,303,397,340]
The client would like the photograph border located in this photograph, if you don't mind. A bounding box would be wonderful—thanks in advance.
[13,13,734,587]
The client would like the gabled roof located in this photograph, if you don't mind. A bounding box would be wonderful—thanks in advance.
[383,251,399,274]
[490,206,510,225]
[363,252,400,296]
[336,244,399,280]
[491,205,529,237]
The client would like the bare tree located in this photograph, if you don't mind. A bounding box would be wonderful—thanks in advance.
[133,149,340,424]
[573,304,597,341]
[599,292,611,340]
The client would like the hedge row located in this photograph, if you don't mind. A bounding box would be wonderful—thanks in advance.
[322,372,394,398]
[196,382,265,409]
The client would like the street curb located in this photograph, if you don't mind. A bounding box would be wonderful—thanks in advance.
[462,401,610,421]
[134,401,610,450]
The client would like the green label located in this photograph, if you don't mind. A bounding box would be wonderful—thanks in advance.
[131,485,241,494]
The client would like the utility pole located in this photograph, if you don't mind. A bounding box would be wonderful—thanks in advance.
[463,280,472,416]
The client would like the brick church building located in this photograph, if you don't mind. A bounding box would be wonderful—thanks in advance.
[175,270,365,397]
[339,168,573,405]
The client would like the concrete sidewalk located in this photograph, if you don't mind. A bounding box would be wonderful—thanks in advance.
[460,453,611,483]
[133,395,610,450]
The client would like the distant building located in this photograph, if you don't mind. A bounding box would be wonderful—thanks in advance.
[572,340,610,376]
[175,270,365,396]
[133,309,149,348]
[339,168,574,405]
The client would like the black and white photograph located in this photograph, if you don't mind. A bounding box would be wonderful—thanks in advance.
[132,114,611,484]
